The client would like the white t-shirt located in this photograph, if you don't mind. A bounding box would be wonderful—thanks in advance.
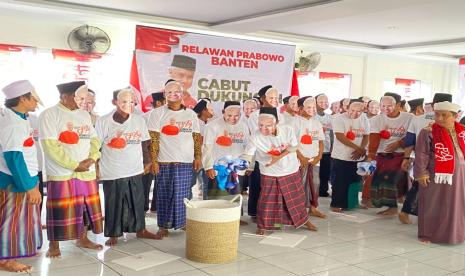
[0,108,38,177]
[147,106,200,163]
[247,109,283,135]
[198,119,207,137]
[203,117,249,170]
[244,125,300,177]
[292,116,325,159]
[408,112,434,136]
[369,112,413,153]
[331,114,368,161]
[28,113,44,173]
[315,113,333,153]
[95,111,150,180]
[280,111,297,126]
[39,104,97,177]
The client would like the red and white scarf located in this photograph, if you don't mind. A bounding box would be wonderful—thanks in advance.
[432,122,465,185]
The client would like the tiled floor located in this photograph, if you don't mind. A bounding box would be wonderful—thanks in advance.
[2,195,464,276]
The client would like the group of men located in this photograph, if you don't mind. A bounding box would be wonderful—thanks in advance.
[1,78,464,273]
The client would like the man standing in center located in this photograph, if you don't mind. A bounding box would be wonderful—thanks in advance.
[39,81,103,258]
[147,80,201,239]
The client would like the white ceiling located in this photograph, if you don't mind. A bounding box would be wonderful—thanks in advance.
[3,0,465,59]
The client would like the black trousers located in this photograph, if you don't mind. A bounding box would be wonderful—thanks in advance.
[247,162,261,217]
[142,173,157,212]
[38,171,44,215]
[319,153,332,197]
[401,181,418,216]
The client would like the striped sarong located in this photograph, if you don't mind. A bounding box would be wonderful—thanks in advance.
[46,179,103,241]
[370,153,407,208]
[257,171,309,230]
[300,164,319,208]
[157,163,192,230]
[0,187,42,259]
[103,175,146,237]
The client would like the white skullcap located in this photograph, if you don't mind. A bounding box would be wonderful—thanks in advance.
[2,80,43,106]
[434,101,461,113]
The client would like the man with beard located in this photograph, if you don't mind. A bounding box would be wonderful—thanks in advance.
[39,81,103,258]
[367,93,413,215]
[293,96,326,218]
[399,93,452,224]
[330,99,368,212]
[96,89,158,245]
[147,80,201,239]
[243,107,318,235]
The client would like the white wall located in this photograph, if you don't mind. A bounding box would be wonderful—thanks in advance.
[315,50,459,101]
[0,9,460,112]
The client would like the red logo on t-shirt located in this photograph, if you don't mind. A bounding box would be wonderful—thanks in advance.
[107,130,127,149]
[59,122,80,144]
[216,130,233,147]
[23,137,35,147]
[161,118,180,136]
[267,143,287,156]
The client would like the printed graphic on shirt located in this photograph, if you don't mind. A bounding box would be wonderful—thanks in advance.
[300,128,318,144]
[161,118,194,136]
[215,130,246,146]
[267,143,288,156]
[23,130,35,147]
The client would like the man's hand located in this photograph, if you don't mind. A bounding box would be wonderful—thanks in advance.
[266,155,282,167]
[401,159,411,172]
[143,164,151,175]
[206,169,216,179]
[298,156,309,168]
[26,186,42,205]
[418,176,430,188]
[193,159,201,172]
[385,141,400,153]
[151,162,160,175]
[351,147,366,160]
[75,160,92,172]
[310,156,321,166]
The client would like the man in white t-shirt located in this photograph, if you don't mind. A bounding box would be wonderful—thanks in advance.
[39,81,103,258]
[366,100,380,119]
[315,94,333,197]
[0,80,42,273]
[147,80,201,239]
[330,100,368,212]
[203,101,249,223]
[330,101,340,115]
[280,95,299,125]
[96,89,158,246]
[294,96,326,218]
[242,107,317,235]
[367,93,413,216]
[243,98,258,119]
[246,85,280,221]
[399,93,452,224]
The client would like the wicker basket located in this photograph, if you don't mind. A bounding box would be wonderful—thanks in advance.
[184,195,242,264]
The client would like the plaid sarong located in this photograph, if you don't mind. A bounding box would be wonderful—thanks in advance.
[46,179,103,241]
[157,163,193,230]
[257,171,309,230]
[371,153,407,208]
[103,175,146,237]
[0,187,42,259]
[300,164,319,208]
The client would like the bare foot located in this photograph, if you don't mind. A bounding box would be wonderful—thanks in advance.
[136,229,161,240]
[304,220,318,231]
[358,204,368,210]
[419,238,431,244]
[330,207,344,213]
[105,237,118,246]
[309,207,326,219]
[397,197,405,204]
[0,260,33,273]
[240,220,249,226]
[76,236,103,251]
[361,199,374,208]
[399,212,412,224]
[46,241,61,258]
[377,208,398,216]
[153,229,169,240]
[251,216,257,223]
[255,229,266,235]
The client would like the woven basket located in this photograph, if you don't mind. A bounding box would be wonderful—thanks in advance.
[184,195,242,264]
